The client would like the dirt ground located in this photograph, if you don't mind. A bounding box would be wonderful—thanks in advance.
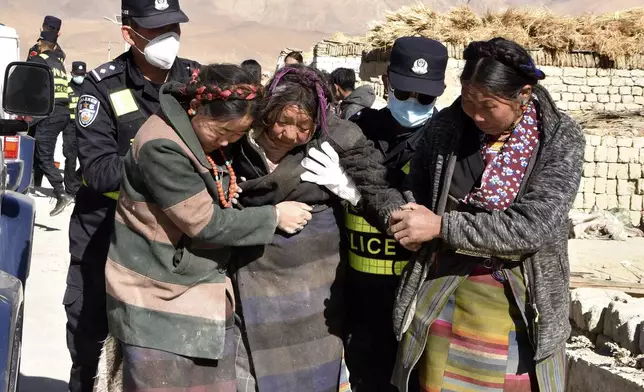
[20,194,72,392]
[16,193,644,390]
[569,238,644,283]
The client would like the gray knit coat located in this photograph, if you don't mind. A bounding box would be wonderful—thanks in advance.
[394,84,584,360]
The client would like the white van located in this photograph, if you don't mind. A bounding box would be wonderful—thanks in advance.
[0,24,21,120]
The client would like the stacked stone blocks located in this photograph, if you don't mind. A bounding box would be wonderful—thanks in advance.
[570,288,644,357]
[307,41,644,113]
[575,136,644,227]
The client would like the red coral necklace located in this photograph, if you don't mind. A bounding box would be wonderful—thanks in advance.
[205,149,237,208]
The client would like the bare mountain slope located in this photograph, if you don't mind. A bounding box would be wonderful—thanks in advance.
[1,0,642,70]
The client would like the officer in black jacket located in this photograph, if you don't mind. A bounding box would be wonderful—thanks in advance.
[27,30,74,216]
[27,15,66,62]
[65,1,199,390]
[63,61,86,197]
[344,37,448,392]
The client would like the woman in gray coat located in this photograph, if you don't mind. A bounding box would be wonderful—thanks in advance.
[387,38,583,392]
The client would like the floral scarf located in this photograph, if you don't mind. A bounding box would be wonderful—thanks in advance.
[463,101,539,211]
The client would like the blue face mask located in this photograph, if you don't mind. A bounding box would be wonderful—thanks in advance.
[387,93,435,128]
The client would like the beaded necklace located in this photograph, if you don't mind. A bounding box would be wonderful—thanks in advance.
[205,149,237,208]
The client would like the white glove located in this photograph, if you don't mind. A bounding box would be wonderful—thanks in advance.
[300,142,362,206]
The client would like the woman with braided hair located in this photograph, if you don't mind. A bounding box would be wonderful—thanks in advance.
[229,63,406,392]
[99,64,314,391]
[386,37,583,391]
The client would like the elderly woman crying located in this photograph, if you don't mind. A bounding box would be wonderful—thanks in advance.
[230,64,405,392]
[388,38,584,392]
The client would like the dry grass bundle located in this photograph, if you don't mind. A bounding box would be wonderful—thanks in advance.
[365,5,644,59]
[586,9,644,58]
[573,111,644,136]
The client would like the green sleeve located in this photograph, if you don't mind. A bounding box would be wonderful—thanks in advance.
[137,139,278,247]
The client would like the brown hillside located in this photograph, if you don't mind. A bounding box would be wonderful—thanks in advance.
[1,0,642,70]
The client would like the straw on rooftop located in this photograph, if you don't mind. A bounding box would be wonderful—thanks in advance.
[366,5,644,59]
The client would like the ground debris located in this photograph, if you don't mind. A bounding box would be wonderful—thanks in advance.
[614,346,638,368]
[596,340,638,368]
[636,355,644,370]
[569,208,643,241]
[569,334,595,350]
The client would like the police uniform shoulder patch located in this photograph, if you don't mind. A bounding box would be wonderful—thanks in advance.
[77,95,101,128]
[90,61,124,83]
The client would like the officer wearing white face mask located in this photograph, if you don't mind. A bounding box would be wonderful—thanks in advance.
[343,37,448,391]
[65,1,199,391]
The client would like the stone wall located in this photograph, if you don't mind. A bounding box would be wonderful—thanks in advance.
[540,67,644,112]
[567,287,644,392]
[575,136,644,227]
[310,41,644,113]
[570,288,644,356]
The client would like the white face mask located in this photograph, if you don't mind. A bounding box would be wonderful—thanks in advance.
[72,76,85,84]
[131,30,180,70]
[387,93,436,128]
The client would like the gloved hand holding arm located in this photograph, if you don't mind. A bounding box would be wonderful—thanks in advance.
[300,141,362,206]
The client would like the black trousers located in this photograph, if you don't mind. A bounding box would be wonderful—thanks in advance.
[344,268,419,392]
[33,113,69,196]
[62,122,81,196]
[64,258,109,392]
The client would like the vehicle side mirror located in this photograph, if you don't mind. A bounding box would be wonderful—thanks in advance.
[2,62,54,117]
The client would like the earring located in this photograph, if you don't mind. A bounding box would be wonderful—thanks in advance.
[521,100,528,111]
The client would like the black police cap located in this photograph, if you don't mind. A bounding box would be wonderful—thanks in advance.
[122,0,189,29]
[72,61,87,75]
[39,30,58,44]
[388,37,448,97]
[43,15,62,31]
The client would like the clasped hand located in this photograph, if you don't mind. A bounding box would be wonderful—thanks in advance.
[387,203,442,251]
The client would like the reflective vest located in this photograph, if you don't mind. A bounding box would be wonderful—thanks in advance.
[39,53,70,105]
[344,160,412,276]
[69,89,79,120]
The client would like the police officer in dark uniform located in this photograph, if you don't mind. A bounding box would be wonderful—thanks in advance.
[27,30,74,216]
[27,15,66,62]
[65,1,199,390]
[344,37,448,392]
[63,61,86,197]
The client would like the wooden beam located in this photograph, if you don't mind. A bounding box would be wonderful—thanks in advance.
[570,277,644,297]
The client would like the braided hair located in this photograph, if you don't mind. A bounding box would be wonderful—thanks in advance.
[261,64,334,137]
[169,64,264,122]
[461,38,546,100]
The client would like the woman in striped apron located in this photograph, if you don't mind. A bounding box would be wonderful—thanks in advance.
[387,38,584,392]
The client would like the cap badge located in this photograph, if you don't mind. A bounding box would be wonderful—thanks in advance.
[79,66,84,70]
[155,0,169,11]
[411,59,428,75]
